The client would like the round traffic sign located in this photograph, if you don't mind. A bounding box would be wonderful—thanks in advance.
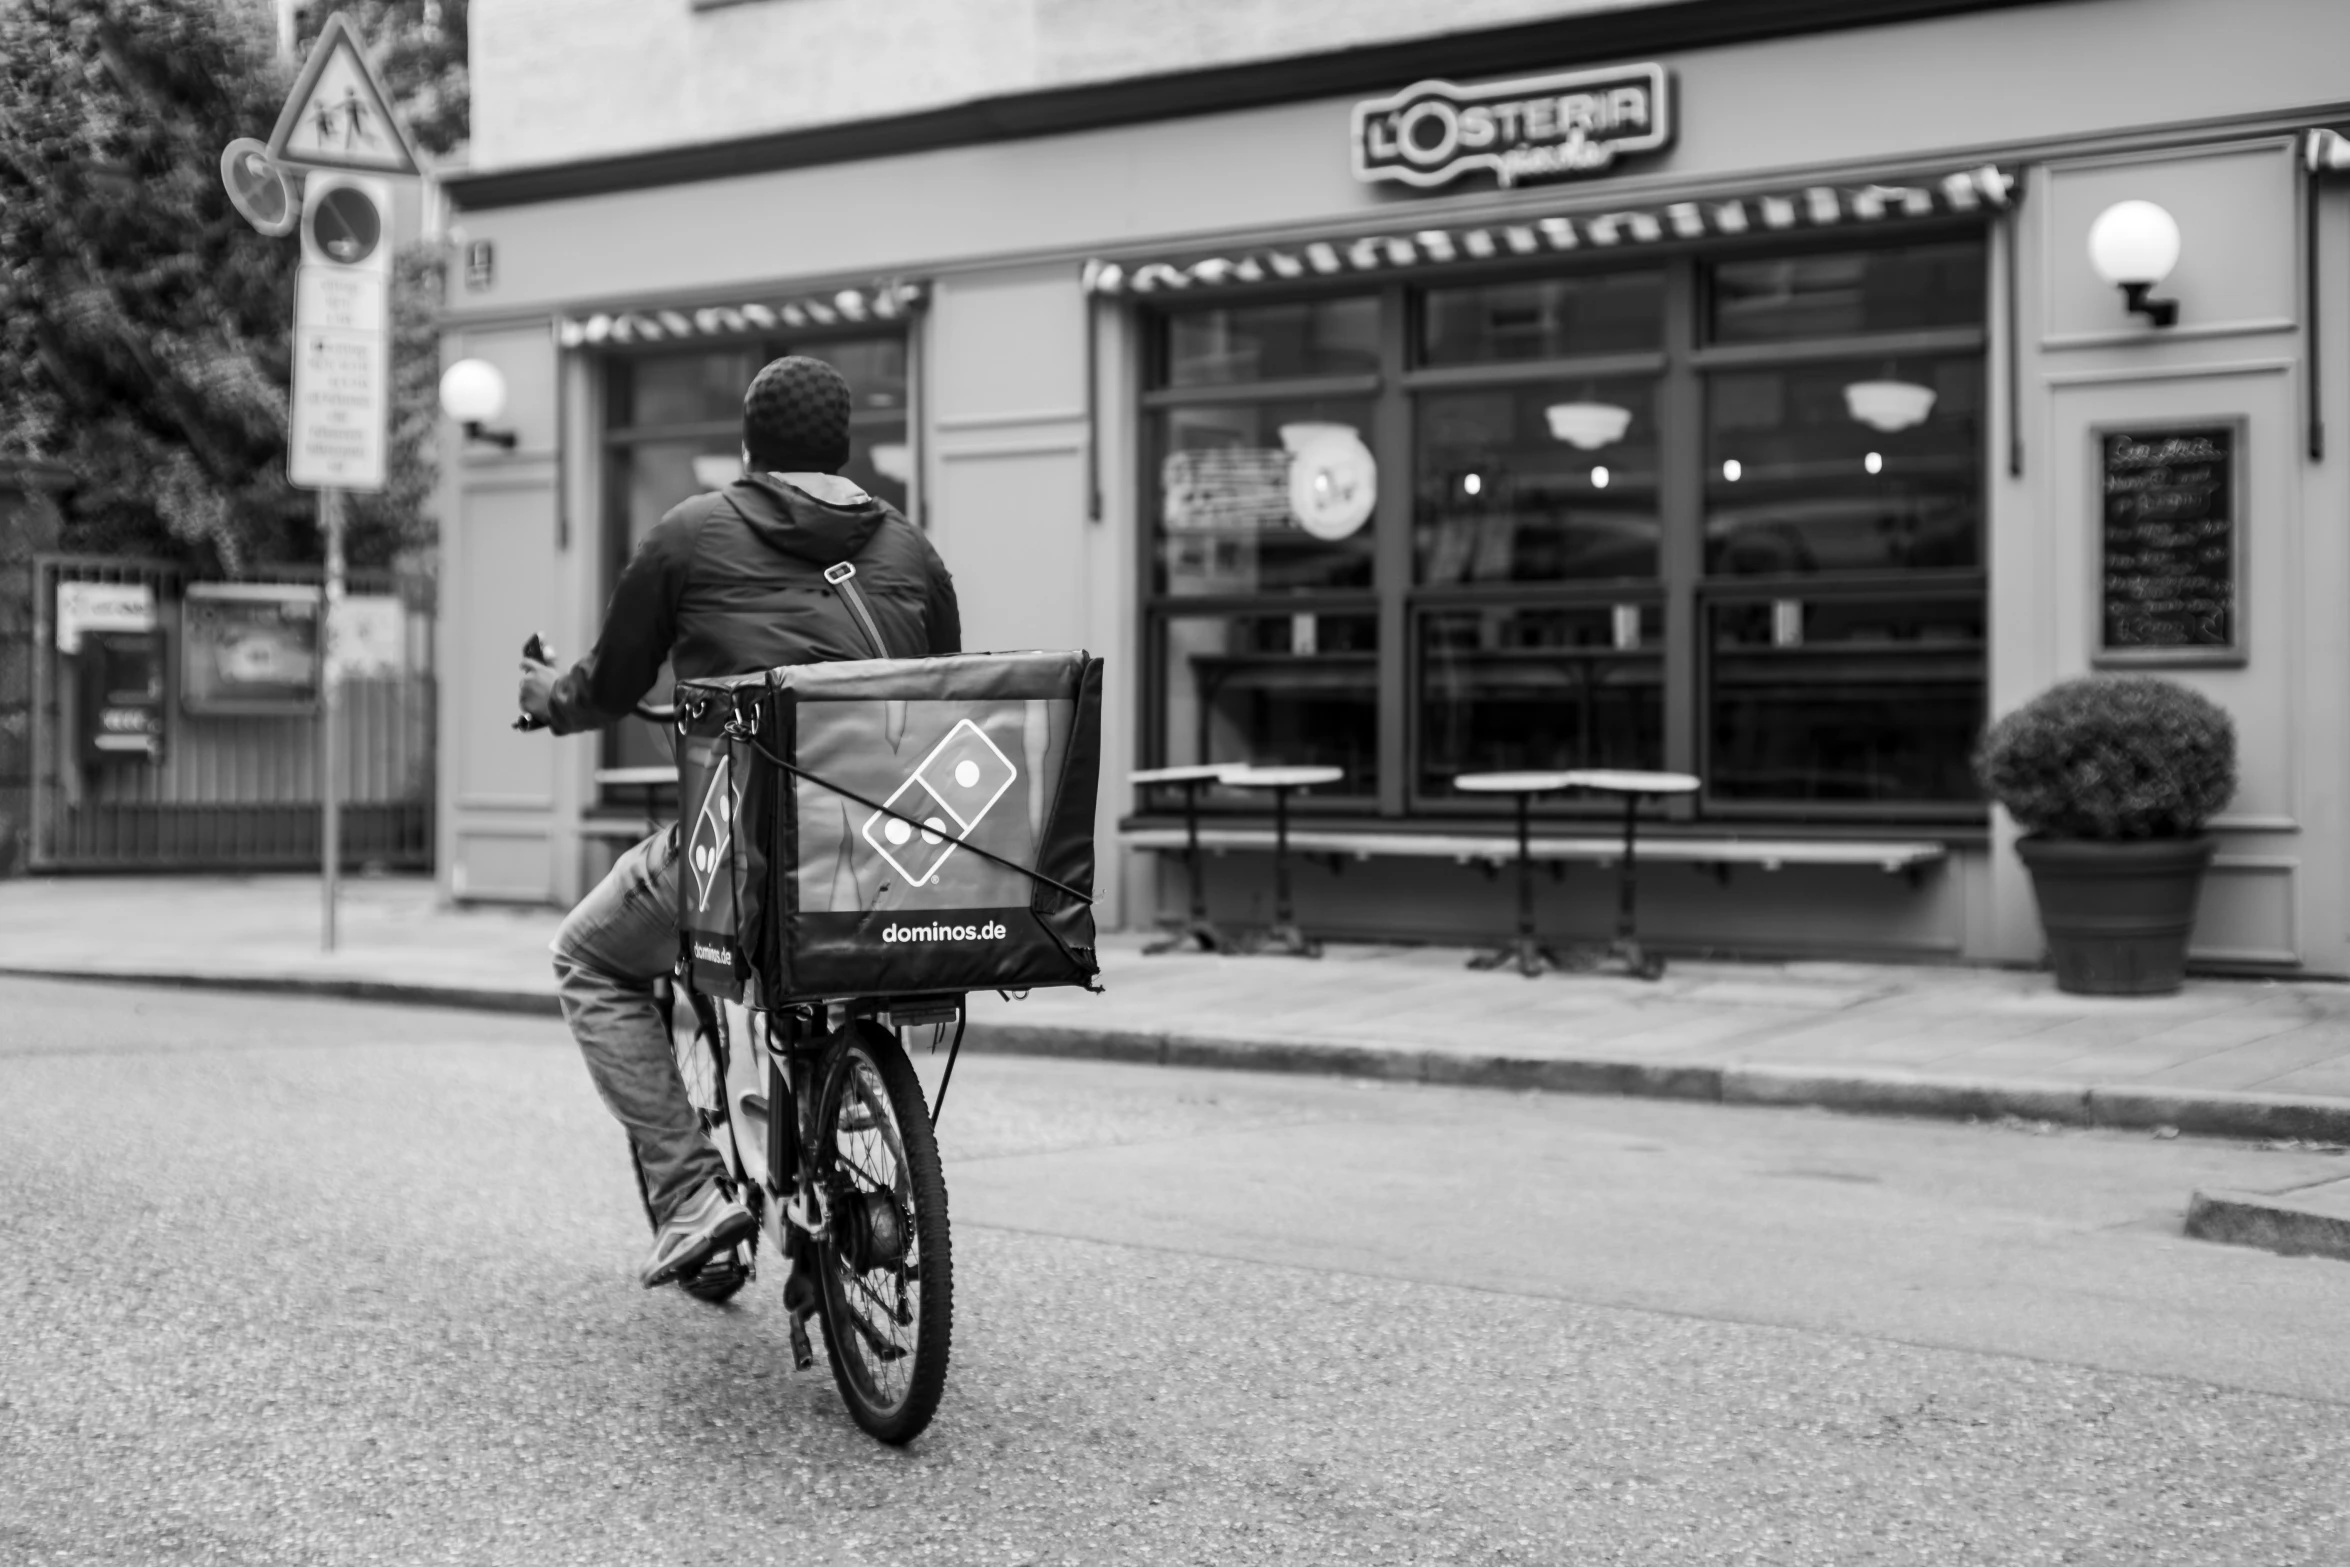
[309,184,381,265]
[219,137,295,237]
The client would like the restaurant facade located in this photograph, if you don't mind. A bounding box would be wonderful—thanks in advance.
[439,0,2350,975]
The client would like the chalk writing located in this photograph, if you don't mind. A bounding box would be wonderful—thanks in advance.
[2100,425,2235,654]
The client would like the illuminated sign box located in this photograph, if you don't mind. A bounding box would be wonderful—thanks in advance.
[182,583,321,714]
[1353,64,1673,191]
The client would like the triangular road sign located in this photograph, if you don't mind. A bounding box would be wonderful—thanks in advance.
[265,13,420,177]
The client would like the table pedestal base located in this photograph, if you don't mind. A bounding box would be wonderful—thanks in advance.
[1466,936,1570,978]
[1144,918,1235,956]
[1566,936,1664,981]
[1247,922,1323,959]
[1611,937,1666,981]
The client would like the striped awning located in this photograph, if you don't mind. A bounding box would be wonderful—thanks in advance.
[556,279,929,348]
[1081,165,2016,296]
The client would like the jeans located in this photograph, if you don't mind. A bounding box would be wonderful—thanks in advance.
[550,829,722,1226]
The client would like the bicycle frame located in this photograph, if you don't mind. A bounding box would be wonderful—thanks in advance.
[679,981,962,1374]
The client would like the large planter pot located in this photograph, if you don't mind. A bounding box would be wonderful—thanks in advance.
[2015,835,2216,996]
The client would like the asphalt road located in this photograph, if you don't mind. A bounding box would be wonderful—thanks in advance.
[2,975,2347,1565]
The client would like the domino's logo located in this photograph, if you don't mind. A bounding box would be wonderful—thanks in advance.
[685,753,733,913]
[861,719,1017,888]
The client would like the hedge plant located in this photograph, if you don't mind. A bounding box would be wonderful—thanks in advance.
[1975,676,2236,840]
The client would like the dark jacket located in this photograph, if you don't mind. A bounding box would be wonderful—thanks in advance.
[547,472,959,735]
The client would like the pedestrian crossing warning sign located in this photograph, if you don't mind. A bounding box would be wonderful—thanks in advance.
[265,13,420,177]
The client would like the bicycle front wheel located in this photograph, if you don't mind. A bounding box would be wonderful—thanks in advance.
[812,1020,952,1444]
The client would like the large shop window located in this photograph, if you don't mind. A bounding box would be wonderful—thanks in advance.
[598,334,910,786]
[1140,235,1987,824]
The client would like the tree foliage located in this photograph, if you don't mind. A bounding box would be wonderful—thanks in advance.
[0,0,465,575]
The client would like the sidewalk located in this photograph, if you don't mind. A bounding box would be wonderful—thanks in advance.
[9,873,2350,1155]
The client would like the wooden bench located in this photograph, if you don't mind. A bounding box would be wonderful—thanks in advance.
[1117,824,1948,881]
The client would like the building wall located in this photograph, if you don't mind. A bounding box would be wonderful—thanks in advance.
[455,0,2350,317]
[1991,143,2350,975]
[443,0,2350,971]
[468,0,1687,171]
[435,321,576,904]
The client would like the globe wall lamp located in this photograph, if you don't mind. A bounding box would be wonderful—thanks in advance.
[2087,199,2181,329]
[438,358,518,449]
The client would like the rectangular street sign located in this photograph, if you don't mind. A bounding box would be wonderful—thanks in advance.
[297,265,389,334]
[290,269,389,492]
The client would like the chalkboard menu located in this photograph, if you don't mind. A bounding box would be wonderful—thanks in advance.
[2097,423,2242,664]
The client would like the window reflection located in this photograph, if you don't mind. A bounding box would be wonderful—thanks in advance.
[1705,357,1981,574]
[1421,271,1664,364]
[1158,612,1378,795]
[1163,298,1380,386]
[1709,240,1986,343]
[600,337,909,787]
[1153,400,1377,595]
[1417,380,1661,583]
[1419,606,1663,795]
[611,350,758,429]
[1707,598,1984,802]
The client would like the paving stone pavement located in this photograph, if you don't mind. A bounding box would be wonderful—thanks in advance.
[8,873,2350,1150]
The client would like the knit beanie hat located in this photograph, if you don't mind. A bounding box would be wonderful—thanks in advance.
[742,355,852,474]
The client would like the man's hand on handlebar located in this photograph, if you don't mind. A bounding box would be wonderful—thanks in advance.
[515,633,558,732]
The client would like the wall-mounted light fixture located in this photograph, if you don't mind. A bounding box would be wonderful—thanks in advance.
[438,358,518,449]
[2302,127,2349,461]
[2087,199,2181,328]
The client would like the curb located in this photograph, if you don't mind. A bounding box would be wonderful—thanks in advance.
[0,966,562,1018]
[15,966,2350,1145]
[2185,1188,2350,1262]
[960,1021,2350,1143]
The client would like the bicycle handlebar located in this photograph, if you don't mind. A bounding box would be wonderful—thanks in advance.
[514,632,677,732]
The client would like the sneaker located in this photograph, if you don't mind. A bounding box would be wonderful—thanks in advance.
[641,1178,757,1289]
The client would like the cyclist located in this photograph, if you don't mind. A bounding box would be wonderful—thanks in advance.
[518,355,960,1289]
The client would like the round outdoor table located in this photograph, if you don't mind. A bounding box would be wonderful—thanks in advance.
[1562,768,1699,980]
[1133,763,1236,955]
[1219,764,1344,958]
[594,765,679,837]
[1454,770,1582,977]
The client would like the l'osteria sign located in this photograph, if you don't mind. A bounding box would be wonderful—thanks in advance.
[1352,64,1672,190]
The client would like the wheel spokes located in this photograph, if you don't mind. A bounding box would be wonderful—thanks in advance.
[823,1050,924,1409]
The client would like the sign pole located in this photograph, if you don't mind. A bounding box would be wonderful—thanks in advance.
[320,485,344,952]
[248,13,412,952]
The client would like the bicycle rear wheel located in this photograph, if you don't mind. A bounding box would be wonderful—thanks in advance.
[812,1020,952,1444]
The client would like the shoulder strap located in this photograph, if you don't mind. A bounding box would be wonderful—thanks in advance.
[712,490,897,660]
[822,561,894,660]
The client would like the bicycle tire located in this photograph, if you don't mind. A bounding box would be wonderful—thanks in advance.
[812,1020,952,1444]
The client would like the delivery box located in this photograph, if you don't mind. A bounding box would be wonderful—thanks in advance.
[675,651,1102,1004]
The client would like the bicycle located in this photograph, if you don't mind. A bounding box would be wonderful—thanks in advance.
[518,640,964,1443]
[663,980,961,1444]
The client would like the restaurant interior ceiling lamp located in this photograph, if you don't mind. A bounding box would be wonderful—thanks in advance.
[1543,401,1632,449]
[2087,199,2181,328]
[439,358,517,448]
[1842,380,1937,431]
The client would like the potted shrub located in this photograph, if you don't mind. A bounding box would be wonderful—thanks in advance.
[1976,675,2236,996]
